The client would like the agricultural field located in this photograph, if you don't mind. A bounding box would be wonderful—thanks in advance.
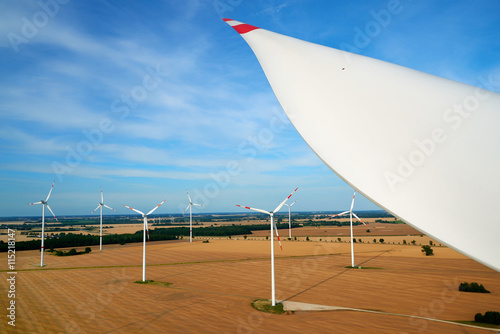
[1,231,499,333]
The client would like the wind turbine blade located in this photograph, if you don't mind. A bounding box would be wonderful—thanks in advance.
[273,220,283,250]
[290,200,297,207]
[147,199,167,216]
[331,211,349,218]
[45,180,55,202]
[193,203,204,207]
[235,205,270,215]
[186,190,192,203]
[224,19,500,272]
[183,204,190,214]
[100,187,104,203]
[350,190,357,211]
[123,205,144,216]
[46,204,59,223]
[91,205,101,214]
[27,201,42,205]
[352,212,367,226]
[273,187,298,213]
[103,204,116,212]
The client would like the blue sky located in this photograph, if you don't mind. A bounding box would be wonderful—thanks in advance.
[0,0,499,217]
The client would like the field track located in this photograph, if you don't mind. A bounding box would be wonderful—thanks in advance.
[1,239,499,333]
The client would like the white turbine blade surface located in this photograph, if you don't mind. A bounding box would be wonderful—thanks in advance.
[28,201,42,205]
[147,199,167,216]
[236,205,270,215]
[350,191,357,211]
[100,187,103,203]
[45,180,55,202]
[186,190,192,203]
[331,211,349,218]
[123,205,144,216]
[273,187,298,213]
[352,212,366,225]
[183,204,190,214]
[224,19,500,272]
[290,200,297,207]
[273,220,283,250]
[91,205,101,214]
[193,203,204,207]
[46,204,59,223]
[103,204,116,212]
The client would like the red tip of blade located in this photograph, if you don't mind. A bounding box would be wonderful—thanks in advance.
[223,18,260,34]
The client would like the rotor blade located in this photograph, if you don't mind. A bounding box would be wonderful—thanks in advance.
[331,211,350,218]
[352,212,367,226]
[186,190,192,203]
[350,190,357,211]
[90,204,101,214]
[273,220,283,250]
[192,203,204,207]
[183,204,190,214]
[103,204,117,212]
[45,180,55,202]
[289,200,297,207]
[27,201,42,205]
[236,205,270,215]
[123,205,144,216]
[100,187,104,203]
[147,199,167,216]
[46,204,59,223]
[273,187,299,213]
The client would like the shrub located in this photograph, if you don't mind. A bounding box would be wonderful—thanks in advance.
[306,236,309,241]
[403,240,406,245]
[373,239,376,243]
[84,247,92,253]
[202,240,209,243]
[68,249,77,256]
[459,282,490,293]
[411,240,416,245]
[379,238,384,244]
[243,235,247,239]
[337,237,341,242]
[475,311,500,325]
[421,245,433,256]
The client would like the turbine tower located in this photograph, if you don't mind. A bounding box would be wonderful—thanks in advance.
[183,191,204,243]
[27,180,58,267]
[123,199,166,281]
[90,187,116,250]
[284,200,297,239]
[332,190,366,267]
[237,187,298,306]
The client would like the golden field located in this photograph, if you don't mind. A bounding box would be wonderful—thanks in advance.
[1,233,499,333]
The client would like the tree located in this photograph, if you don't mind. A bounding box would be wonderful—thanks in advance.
[373,239,377,243]
[85,247,92,253]
[366,229,370,233]
[379,238,384,243]
[337,237,341,242]
[421,245,433,256]
[403,240,406,245]
[411,240,416,245]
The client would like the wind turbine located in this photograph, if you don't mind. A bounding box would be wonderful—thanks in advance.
[183,191,204,243]
[123,199,166,281]
[223,19,500,272]
[331,190,366,267]
[27,180,58,267]
[284,200,297,239]
[236,187,298,306]
[90,187,116,251]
